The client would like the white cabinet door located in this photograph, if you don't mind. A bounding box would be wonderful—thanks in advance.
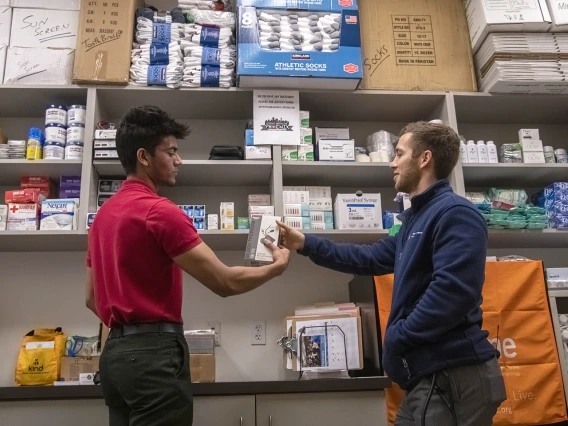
[193,395,255,426]
[256,391,387,426]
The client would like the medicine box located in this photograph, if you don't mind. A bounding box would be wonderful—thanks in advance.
[546,268,568,288]
[284,216,311,230]
[298,145,314,161]
[282,146,298,161]
[334,193,383,229]
[521,140,544,152]
[245,145,272,160]
[307,186,332,198]
[284,203,310,217]
[20,176,51,189]
[315,127,350,142]
[208,214,219,230]
[59,188,81,199]
[300,128,313,145]
[94,140,117,149]
[248,194,271,206]
[310,210,334,224]
[245,215,282,266]
[309,197,333,211]
[98,180,124,194]
[60,176,81,188]
[194,205,206,218]
[94,129,117,140]
[249,205,275,218]
[310,222,334,230]
[519,128,540,141]
[86,213,96,230]
[523,151,546,164]
[5,188,45,204]
[283,191,310,204]
[40,199,78,231]
[221,216,234,230]
[238,217,250,229]
[193,217,205,230]
[318,139,355,161]
[220,202,235,217]
[300,111,310,128]
[7,203,39,230]
[0,204,6,231]
[94,150,119,159]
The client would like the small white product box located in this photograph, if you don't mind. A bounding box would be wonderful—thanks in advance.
[98,180,124,194]
[245,216,282,266]
[334,193,383,229]
[300,127,312,145]
[315,127,350,142]
[309,197,333,211]
[546,268,568,288]
[94,129,117,140]
[10,8,79,49]
[207,214,219,230]
[318,139,355,162]
[245,145,272,160]
[518,128,540,141]
[220,202,234,217]
[283,203,310,217]
[310,222,334,230]
[7,203,39,230]
[523,151,546,163]
[310,210,334,224]
[248,194,271,206]
[249,205,275,218]
[300,111,310,128]
[221,216,234,230]
[283,186,306,191]
[306,186,332,198]
[284,216,311,230]
[40,199,78,230]
[282,146,298,161]
[283,191,309,205]
[521,139,544,152]
[0,204,7,230]
[86,213,96,230]
[298,145,314,161]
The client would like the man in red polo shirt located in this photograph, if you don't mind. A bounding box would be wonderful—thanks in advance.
[86,106,290,426]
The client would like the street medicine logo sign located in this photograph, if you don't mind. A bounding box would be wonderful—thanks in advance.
[253,90,300,146]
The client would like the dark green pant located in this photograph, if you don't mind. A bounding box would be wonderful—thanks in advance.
[100,332,193,426]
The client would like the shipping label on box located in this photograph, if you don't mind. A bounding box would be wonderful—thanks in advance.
[74,0,143,84]
[334,193,383,229]
[10,8,79,48]
[4,47,74,84]
[245,215,282,266]
[318,139,355,161]
[0,7,12,46]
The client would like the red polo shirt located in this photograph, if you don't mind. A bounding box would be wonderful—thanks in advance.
[87,179,202,328]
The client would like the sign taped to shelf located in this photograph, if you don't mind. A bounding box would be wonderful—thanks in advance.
[253,90,300,146]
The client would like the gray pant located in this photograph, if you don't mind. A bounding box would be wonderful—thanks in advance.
[394,357,506,426]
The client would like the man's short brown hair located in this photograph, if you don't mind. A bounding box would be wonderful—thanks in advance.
[400,121,460,180]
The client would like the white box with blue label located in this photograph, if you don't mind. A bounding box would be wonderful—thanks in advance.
[40,199,78,231]
[237,0,363,90]
[334,193,382,229]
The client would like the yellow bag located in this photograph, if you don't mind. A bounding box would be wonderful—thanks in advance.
[15,328,66,386]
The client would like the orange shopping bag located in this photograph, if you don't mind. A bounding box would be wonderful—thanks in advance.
[375,261,568,425]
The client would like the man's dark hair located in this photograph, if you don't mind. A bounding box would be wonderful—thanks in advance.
[400,121,460,179]
[116,105,190,175]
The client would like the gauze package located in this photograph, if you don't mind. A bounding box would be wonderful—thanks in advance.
[40,199,78,231]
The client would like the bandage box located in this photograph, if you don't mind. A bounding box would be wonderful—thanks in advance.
[59,356,100,382]
[466,0,552,54]
[94,129,117,140]
[3,47,74,84]
[309,197,333,211]
[519,129,540,141]
[190,354,215,383]
[0,7,11,46]
[284,203,310,217]
[310,210,334,224]
[521,139,544,152]
[7,203,39,230]
[245,145,272,160]
[283,191,309,204]
[300,128,313,145]
[300,111,310,128]
[334,193,383,229]
[10,8,79,49]
[245,215,282,266]
[248,194,271,206]
[315,127,350,142]
[5,188,45,204]
[299,145,314,161]
[546,268,568,288]
[0,204,7,231]
[20,176,51,189]
[523,151,546,164]
[221,216,234,230]
[237,3,363,90]
[284,216,311,230]
[220,202,234,217]
[40,199,78,231]
[318,139,355,161]
[74,0,143,84]
[307,186,332,198]
[282,146,298,161]
[59,188,81,199]
[249,205,275,218]
[207,214,219,230]
[60,175,81,188]
[98,180,123,194]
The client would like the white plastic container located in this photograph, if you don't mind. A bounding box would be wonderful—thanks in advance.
[45,105,67,126]
[467,140,479,163]
[486,141,499,163]
[44,123,67,144]
[67,105,86,125]
[459,140,468,163]
[43,141,65,160]
[476,140,489,163]
[65,142,84,160]
[66,123,85,143]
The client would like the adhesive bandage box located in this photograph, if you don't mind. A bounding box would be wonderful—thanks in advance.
[220,202,235,217]
[300,128,313,145]
[284,216,311,230]
[98,180,124,194]
[284,203,310,217]
[298,145,314,161]
[334,193,383,229]
[7,203,39,230]
[309,197,333,211]
[40,199,78,231]
[282,146,298,161]
[20,176,51,189]
[300,111,310,128]
[0,204,6,231]
[248,194,271,206]
[249,205,275,218]
[307,186,332,198]
[208,214,219,230]
[318,139,355,161]
[94,129,117,140]
[245,215,282,266]
[283,191,309,204]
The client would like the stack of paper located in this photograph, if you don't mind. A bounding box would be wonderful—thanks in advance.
[476,33,568,94]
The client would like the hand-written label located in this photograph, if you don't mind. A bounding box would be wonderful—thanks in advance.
[17,59,41,75]
[82,31,122,52]
[363,45,390,77]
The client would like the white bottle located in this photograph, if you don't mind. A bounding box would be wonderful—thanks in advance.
[476,140,489,163]
[459,140,468,163]
[486,141,499,163]
[467,140,479,163]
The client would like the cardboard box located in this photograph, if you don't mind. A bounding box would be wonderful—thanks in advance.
[359,0,476,91]
[547,0,568,30]
[546,268,568,288]
[466,0,551,54]
[315,127,350,142]
[73,0,143,85]
[3,47,74,84]
[245,145,272,160]
[0,7,11,46]
[237,0,363,90]
[40,199,78,231]
[10,0,80,9]
[245,215,281,266]
[10,8,79,49]
[318,139,355,161]
[190,354,215,383]
[334,193,382,229]
[60,356,100,382]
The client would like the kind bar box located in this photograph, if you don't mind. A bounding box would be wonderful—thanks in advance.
[359,0,476,91]
[73,0,143,84]
[334,193,383,229]
[245,215,281,266]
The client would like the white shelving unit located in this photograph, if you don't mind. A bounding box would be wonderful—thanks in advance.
[0,86,566,255]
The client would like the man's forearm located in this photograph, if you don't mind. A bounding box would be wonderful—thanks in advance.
[225,264,282,296]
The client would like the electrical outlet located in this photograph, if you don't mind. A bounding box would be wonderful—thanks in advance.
[207,321,221,346]
[250,321,266,345]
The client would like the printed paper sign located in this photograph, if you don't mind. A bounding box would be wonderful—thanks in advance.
[253,90,300,146]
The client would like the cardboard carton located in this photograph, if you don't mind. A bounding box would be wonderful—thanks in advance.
[190,354,215,383]
[60,356,100,382]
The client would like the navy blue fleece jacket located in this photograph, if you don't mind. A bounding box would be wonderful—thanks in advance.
[298,180,497,389]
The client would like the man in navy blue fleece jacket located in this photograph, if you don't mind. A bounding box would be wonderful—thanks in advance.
[277,122,506,425]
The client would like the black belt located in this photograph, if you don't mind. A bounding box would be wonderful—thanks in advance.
[109,322,184,338]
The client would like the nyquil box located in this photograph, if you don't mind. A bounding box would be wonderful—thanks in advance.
[237,0,363,90]
[40,199,78,231]
[244,215,282,266]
